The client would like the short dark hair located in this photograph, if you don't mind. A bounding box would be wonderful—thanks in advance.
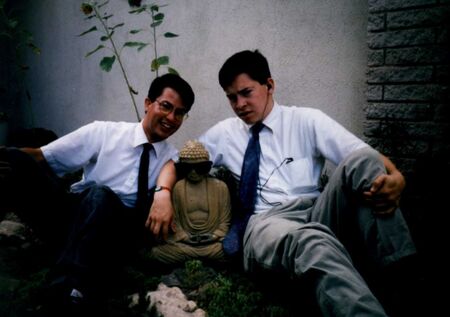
[218,50,271,90]
[147,73,195,111]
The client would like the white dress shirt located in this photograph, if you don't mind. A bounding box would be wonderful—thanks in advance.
[199,102,368,213]
[42,121,177,207]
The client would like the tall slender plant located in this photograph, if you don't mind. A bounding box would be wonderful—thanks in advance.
[79,0,180,122]
[128,2,179,76]
[80,1,141,121]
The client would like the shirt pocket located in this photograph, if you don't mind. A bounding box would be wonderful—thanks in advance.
[284,158,317,194]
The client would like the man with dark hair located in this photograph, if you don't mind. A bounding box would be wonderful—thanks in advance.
[154,51,417,316]
[0,73,194,313]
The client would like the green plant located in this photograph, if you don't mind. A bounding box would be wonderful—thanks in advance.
[199,273,263,317]
[80,1,141,121]
[79,0,180,122]
[0,0,40,70]
[128,2,179,76]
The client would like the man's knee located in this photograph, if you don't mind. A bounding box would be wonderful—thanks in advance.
[336,147,385,191]
[343,147,382,169]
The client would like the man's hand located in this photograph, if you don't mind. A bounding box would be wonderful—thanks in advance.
[183,233,218,245]
[145,189,175,240]
[363,155,405,216]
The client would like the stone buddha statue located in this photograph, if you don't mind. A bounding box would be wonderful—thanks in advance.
[149,140,231,264]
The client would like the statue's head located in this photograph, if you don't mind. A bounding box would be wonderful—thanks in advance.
[176,140,212,183]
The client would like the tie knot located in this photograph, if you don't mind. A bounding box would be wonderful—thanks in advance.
[142,143,151,151]
[251,121,264,136]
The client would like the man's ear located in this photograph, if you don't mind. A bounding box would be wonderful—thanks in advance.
[266,78,275,92]
[144,98,152,114]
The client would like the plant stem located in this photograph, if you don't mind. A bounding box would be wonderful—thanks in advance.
[151,7,159,77]
[94,5,141,122]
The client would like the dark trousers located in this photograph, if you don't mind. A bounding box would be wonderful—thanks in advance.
[1,148,151,298]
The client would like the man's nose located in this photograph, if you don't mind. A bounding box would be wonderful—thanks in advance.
[235,95,246,108]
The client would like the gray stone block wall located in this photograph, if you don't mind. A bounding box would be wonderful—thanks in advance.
[365,1,449,253]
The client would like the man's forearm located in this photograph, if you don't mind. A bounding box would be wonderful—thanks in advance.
[21,147,45,163]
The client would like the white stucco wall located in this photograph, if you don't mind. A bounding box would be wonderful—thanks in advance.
[12,0,368,149]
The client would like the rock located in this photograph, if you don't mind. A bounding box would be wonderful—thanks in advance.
[136,283,206,317]
[0,220,28,242]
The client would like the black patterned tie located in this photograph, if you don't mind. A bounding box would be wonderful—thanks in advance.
[239,121,264,214]
[136,143,151,211]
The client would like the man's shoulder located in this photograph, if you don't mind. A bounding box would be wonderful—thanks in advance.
[277,105,327,124]
[279,105,324,115]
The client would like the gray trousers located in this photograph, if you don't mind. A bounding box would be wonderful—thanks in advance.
[243,148,416,317]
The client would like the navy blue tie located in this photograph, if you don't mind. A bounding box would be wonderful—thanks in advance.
[239,121,264,214]
[223,121,264,256]
[136,143,151,212]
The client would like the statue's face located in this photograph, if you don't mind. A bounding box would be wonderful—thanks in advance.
[186,169,206,183]
[183,161,212,183]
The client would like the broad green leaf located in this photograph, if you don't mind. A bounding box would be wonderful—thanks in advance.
[130,29,142,34]
[157,56,169,65]
[100,55,116,72]
[164,32,178,38]
[154,13,164,21]
[150,4,159,12]
[123,41,148,51]
[151,56,169,71]
[150,58,159,72]
[168,67,179,75]
[100,35,108,41]
[150,20,163,28]
[85,45,105,57]
[78,26,97,37]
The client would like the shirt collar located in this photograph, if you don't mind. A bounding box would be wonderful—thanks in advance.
[133,121,166,158]
[262,101,280,133]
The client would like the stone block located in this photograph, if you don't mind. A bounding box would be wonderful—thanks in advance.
[364,120,444,139]
[366,85,383,101]
[368,13,385,31]
[367,66,433,83]
[367,137,429,156]
[365,103,432,120]
[368,49,385,66]
[369,0,438,12]
[387,7,448,29]
[436,26,449,44]
[435,104,450,122]
[436,65,450,84]
[385,46,449,65]
[384,84,445,101]
[368,29,435,49]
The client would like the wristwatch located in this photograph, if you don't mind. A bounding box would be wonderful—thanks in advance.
[154,185,171,193]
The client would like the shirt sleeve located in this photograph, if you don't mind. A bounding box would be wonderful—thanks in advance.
[41,121,103,176]
[199,121,226,166]
[307,109,368,165]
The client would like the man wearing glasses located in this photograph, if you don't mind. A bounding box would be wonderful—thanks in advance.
[0,73,194,313]
[155,51,418,316]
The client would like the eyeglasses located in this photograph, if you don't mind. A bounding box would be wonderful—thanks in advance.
[155,99,189,121]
